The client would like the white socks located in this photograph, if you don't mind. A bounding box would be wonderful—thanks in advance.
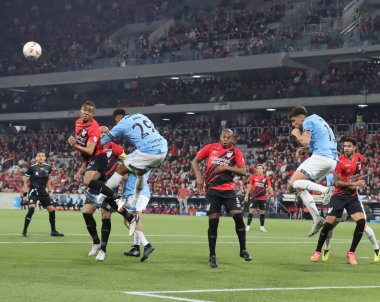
[298,190,320,221]
[293,180,328,194]
[134,231,140,245]
[134,175,146,201]
[106,172,123,190]
[365,225,380,250]
[135,230,149,246]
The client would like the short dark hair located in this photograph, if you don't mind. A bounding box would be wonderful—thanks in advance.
[288,106,308,119]
[82,101,96,109]
[113,108,126,119]
[343,136,357,146]
[256,163,265,169]
[36,151,46,156]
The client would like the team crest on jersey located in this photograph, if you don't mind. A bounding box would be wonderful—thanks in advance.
[226,151,233,158]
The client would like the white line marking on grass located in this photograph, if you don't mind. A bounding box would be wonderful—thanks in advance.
[0,241,352,245]
[123,285,380,302]
[127,292,210,302]
[0,233,351,241]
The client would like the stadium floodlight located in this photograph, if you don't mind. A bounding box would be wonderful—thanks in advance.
[170,77,179,80]
[357,104,368,108]
[162,118,170,121]
[186,112,195,115]
[192,75,201,78]
[266,108,276,111]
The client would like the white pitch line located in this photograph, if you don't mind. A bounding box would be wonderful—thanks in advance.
[0,241,352,245]
[0,233,351,241]
[128,292,210,302]
[123,285,380,302]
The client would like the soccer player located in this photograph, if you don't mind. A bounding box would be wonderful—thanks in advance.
[288,106,338,236]
[123,172,155,262]
[87,109,168,232]
[69,102,133,257]
[321,143,379,263]
[21,151,64,237]
[310,137,367,265]
[192,129,252,268]
[79,125,126,261]
[243,164,274,232]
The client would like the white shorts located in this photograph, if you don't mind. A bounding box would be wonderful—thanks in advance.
[124,149,167,172]
[126,195,150,212]
[297,155,337,182]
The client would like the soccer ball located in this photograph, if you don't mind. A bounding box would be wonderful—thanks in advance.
[23,41,42,60]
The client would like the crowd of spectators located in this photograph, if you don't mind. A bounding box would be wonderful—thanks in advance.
[0,0,183,76]
[1,115,379,215]
[1,62,380,114]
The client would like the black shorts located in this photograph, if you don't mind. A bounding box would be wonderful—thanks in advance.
[28,195,52,208]
[206,189,241,214]
[86,153,108,177]
[327,194,363,218]
[249,198,266,211]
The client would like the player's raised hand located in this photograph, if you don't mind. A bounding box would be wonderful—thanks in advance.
[354,179,365,187]
[68,135,76,146]
[74,173,82,182]
[196,176,204,191]
[291,128,301,137]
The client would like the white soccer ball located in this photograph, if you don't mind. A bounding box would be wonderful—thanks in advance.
[23,41,42,60]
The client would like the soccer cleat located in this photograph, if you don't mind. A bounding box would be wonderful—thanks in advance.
[322,249,330,262]
[127,214,139,237]
[240,250,252,261]
[116,196,127,212]
[21,232,29,237]
[88,243,101,256]
[259,226,267,232]
[308,216,325,237]
[373,250,380,263]
[246,225,250,232]
[322,186,335,205]
[124,245,141,257]
[50,230,64,237]
[140,244,155,262]
[209,255,218,268]
[346,251,357,265]
[96,250,106,261]
[310,251,321,262]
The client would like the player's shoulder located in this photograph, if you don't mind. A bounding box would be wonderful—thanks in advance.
[355,153,365,162]
[43,163,51,167]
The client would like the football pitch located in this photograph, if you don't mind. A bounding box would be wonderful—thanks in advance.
[1,210,379,302]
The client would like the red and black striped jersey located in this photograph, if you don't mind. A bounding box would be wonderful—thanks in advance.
[333,153,365,196]
[103,141,124,176]
[249,173,271,200]
[196,143,245,191]
[74,118,104,162]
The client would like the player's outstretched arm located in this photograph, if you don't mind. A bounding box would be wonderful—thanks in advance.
[191,156,204,192]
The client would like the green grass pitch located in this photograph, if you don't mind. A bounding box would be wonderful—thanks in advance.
[0,210,379,302]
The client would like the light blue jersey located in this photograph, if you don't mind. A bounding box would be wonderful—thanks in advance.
[303,114,338,161]
[101,113,168,154]
[123,172,151,198]
[326,173,334,186]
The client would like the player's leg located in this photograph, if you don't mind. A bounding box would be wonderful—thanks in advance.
[347,207,366,265]
[226,195,252,262]
[22,197,36,237]
[358,198,380,261]
[207,191,222,268]
[246,200,255,231]
[95,209,112,261]
[45,198,64,237]
[364,223,380,262]
[311,214,337,262]
[259,201,267,232]
[322,220,340,261]
[82,200,100,256]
